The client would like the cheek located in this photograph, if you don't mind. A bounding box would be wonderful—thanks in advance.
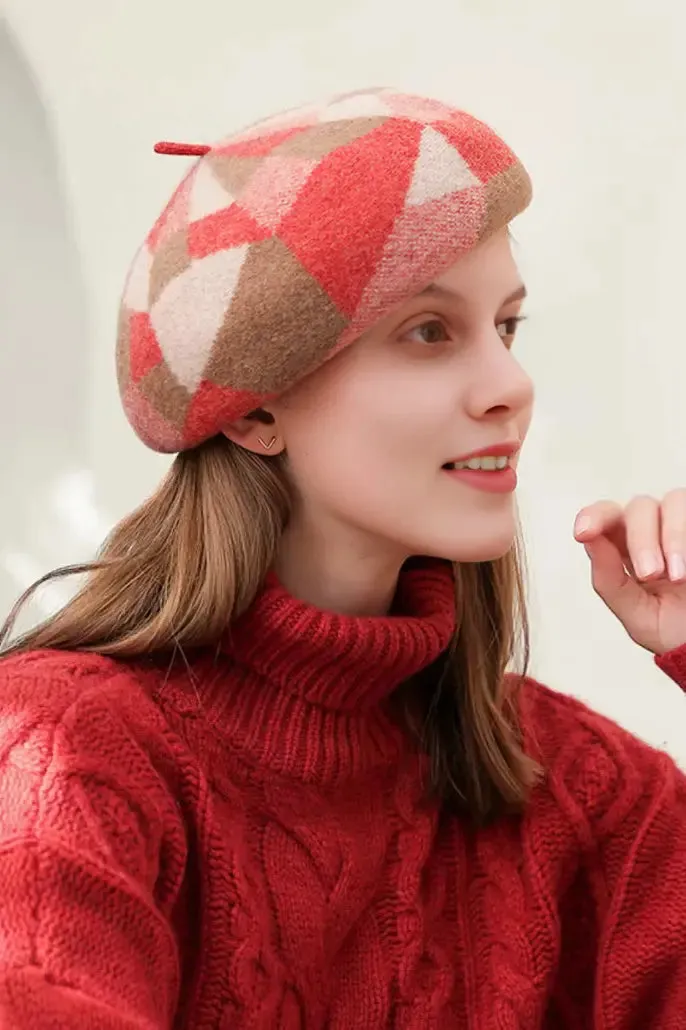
[283,392,439,510]
[288,414,405,494]
[278,347,460,519]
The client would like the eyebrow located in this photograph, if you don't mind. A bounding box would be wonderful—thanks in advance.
[420,283,528,307]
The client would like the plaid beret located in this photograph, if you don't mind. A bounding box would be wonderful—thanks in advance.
[116,88,532,453]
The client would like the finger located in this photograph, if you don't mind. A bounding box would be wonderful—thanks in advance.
[574,500,624,541]
[660,488,686,582]
[584,534,629,595]
[584,533,645,618]
[575,502,633,573]
[623,494,664,581]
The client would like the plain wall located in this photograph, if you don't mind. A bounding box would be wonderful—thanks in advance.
[2,0,685,763]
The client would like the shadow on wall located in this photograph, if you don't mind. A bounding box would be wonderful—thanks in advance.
[0,17,109,628]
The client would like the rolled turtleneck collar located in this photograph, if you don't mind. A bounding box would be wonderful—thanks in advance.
[206,559,456,784]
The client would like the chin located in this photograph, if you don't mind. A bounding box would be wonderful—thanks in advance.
[420,523,518,565]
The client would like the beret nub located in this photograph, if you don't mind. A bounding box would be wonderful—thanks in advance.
[117,88,532,453]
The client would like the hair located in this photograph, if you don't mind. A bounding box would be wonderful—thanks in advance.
[0,433,541,824]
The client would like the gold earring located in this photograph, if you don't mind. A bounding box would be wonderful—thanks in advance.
[258,435,277,450]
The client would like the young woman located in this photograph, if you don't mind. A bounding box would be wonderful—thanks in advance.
[1,88,685,1029]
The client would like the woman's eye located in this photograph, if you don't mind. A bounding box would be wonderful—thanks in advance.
[497,316,523,343]
[405,319,450,345]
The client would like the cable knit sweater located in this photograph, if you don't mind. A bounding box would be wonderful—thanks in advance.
[1,561,686,1029]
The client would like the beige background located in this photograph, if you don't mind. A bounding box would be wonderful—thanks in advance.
[2,0,685,763]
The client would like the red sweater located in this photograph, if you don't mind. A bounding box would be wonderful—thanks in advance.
[1,561,686,1029]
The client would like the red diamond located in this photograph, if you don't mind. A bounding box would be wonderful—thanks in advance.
[188,205,270,259]
[129,313,163,383]
[277,120,421,317]
[183,380,266,446]
[434,117,516,182]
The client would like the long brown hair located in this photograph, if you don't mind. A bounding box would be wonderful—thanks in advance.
[0,434,540,823]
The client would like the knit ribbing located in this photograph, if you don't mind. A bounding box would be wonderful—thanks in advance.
[197,559,456,784]
[228,559,456,709]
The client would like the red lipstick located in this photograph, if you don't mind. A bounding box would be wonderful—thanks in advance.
[442,440,520,494]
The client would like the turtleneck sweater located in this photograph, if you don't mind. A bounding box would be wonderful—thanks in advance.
[0,559,685,1028]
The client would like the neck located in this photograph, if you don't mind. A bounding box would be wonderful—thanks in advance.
[275,509,408,617]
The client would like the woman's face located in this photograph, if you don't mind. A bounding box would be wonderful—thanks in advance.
[261,228,533,569]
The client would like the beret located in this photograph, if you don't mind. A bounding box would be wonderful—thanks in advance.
[116,88,532,452]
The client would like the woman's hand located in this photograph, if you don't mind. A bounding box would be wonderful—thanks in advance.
[574,490,686,656]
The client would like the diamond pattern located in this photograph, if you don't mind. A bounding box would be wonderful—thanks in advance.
[407,127,481,206]
[128,312,164,383]
[480,162,533,240]
[183,381,265,446]
[350,188,484,335]
[189,161,234,222]
[187,206,268,259]
[436,114,517,181]
[208,155,264,197]
[273,117,388,161]
[122,383,186,452]
[137,362,192,426]
[238,155,317,231]
[277,119,420,316]
[146,174,192,250]
[215,126,307,159]
[148,229,191,307]
[204,238,348,393]
[151,245,250,392]
[119,88,531,453]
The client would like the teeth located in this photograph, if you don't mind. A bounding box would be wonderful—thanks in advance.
[449,455,509,471]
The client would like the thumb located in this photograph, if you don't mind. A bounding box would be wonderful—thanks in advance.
[583,533,644,619]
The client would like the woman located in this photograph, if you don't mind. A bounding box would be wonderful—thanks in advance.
[1,88,685,1028]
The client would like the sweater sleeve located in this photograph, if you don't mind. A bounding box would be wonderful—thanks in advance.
[591,644,686,1029]
[0,654,186,1029]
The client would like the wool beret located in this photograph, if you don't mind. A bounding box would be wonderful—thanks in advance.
[117,88,532,453]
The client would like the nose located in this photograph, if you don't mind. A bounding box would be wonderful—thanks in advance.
[464,334,534,421]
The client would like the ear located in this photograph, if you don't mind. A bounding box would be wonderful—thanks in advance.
[221,410,285,456]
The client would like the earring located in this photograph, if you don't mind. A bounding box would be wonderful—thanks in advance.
[258,435,277,451]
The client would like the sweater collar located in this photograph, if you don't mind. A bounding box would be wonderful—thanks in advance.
[227,558,456,712]
[205,559,455,784]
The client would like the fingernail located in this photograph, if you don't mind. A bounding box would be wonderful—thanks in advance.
[575,515,592,537]
[668,553,686,582]
[636,550,663,579]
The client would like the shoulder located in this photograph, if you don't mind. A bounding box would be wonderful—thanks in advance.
[0,648,184,814]
[0,648,191,893]
[1,644,151,691]
[0,651,186,1014]
[0,646,164,727]
[513,673,684,829]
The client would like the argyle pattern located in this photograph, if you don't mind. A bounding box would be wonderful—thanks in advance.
[117,88,532,452]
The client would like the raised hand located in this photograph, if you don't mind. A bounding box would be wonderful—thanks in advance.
[574,491,686,656]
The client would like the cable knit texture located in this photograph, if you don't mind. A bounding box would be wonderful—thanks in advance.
[1,559,686,1028]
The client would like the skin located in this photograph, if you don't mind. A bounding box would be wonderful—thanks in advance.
[225,227,686,657]
[575,494,686,655]
[227,228,532,616]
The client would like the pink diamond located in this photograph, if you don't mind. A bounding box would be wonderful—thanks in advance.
[238,154,318,230]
